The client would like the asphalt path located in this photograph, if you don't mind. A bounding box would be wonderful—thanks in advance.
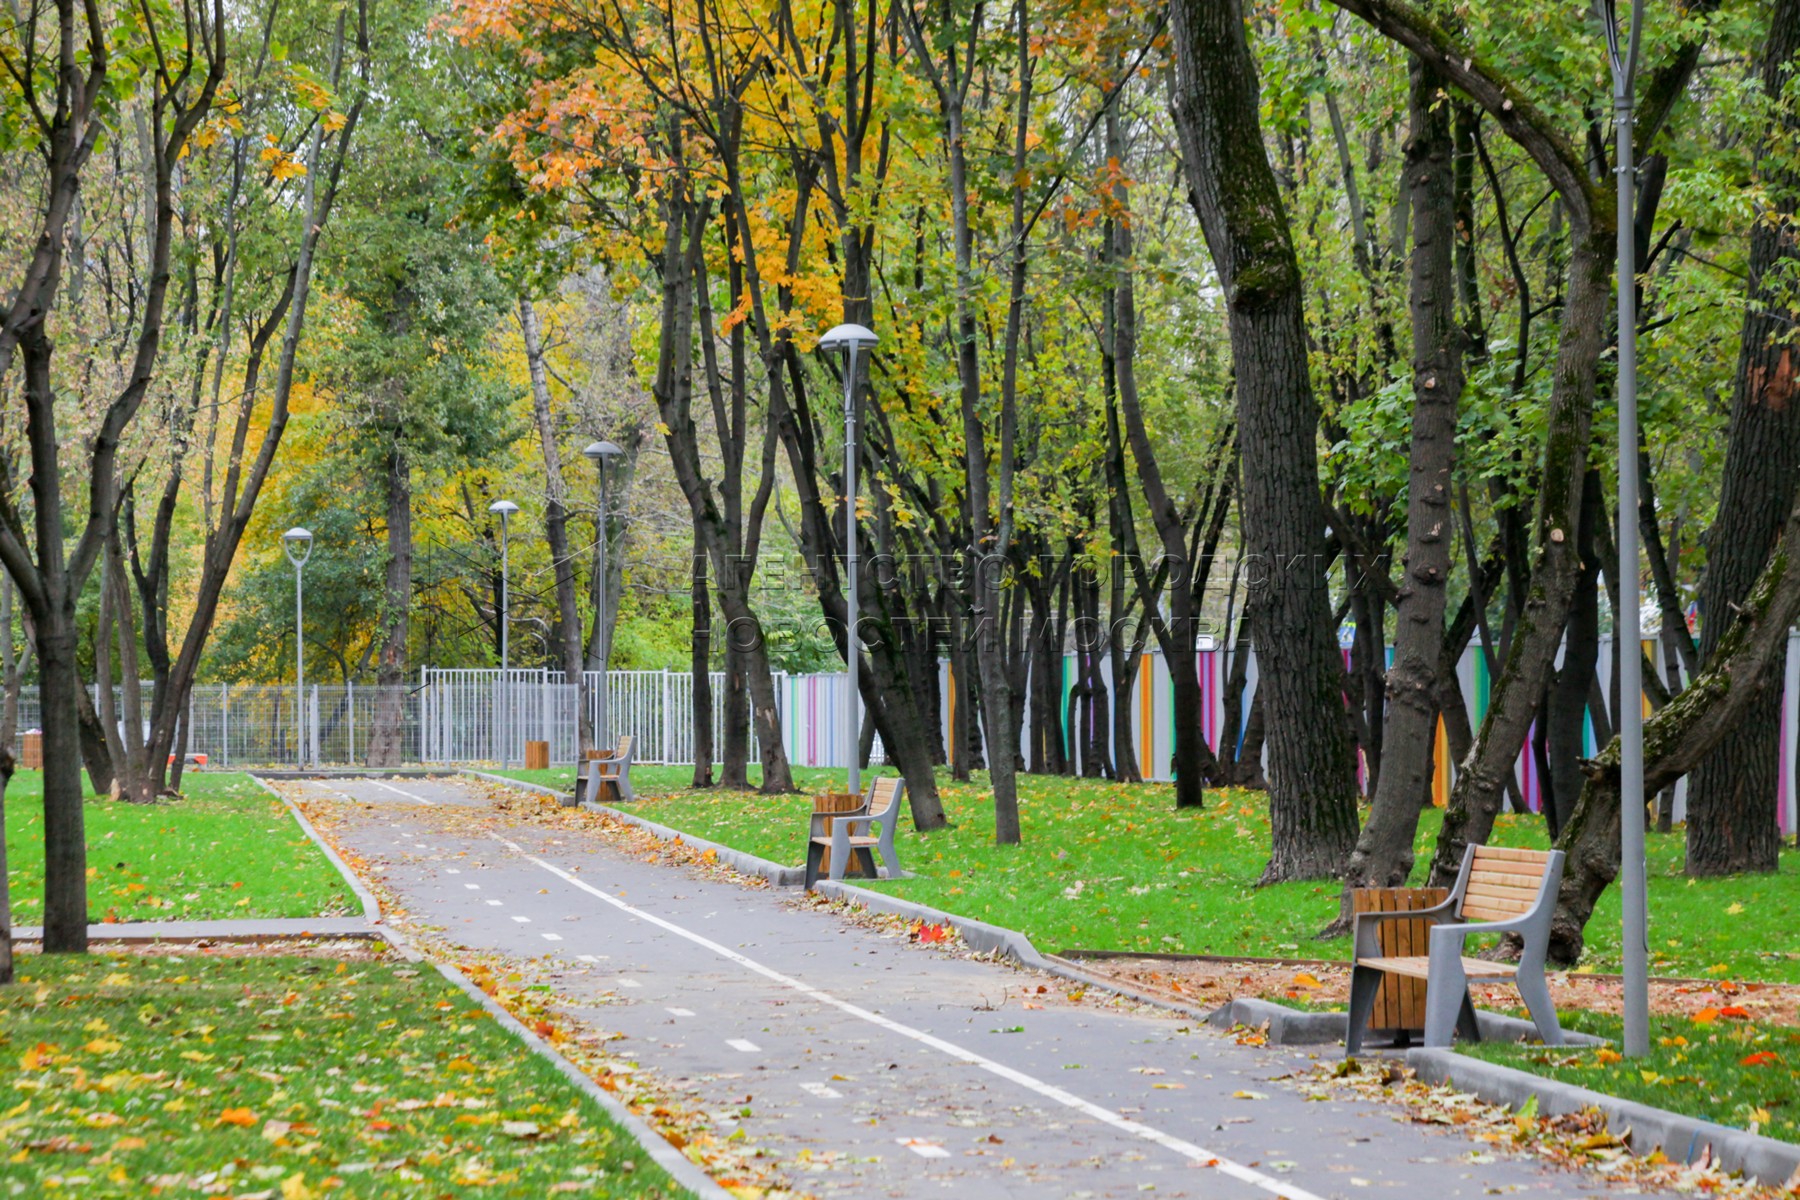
[296,774,1614,1200]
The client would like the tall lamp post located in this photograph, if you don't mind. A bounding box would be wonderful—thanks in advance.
[583,441,624,746]
[489,498,520,767]
[282,527,314,769]
[1601,0,1650,1059]
[817,322,878,797]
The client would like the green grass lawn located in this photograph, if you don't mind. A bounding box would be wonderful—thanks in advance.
[567,765,1800,983]
[0,952,689,1197]
[1462,1009,1800,1145]
[5,771,355,923]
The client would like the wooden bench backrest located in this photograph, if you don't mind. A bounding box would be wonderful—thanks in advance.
[1461,845,1553,922]
[868,777,902,818]
[615,735,633,757]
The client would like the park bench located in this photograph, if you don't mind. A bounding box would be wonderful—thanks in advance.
[580,736,636,805]
[1346,843,1566,1055]
[804,775,907,890]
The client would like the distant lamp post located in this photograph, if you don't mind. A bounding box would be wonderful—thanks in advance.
[817,322,878,796]
[583,440,625,745]
[282,527,314,769]
[489,498,521,768]
[1600,0,1650,1060]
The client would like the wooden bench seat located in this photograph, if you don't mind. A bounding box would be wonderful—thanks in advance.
[1347,843,1567,1054]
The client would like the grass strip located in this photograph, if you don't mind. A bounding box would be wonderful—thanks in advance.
[0,952,690,1197]
[537,765,1800,983]
[4,772,355,923]
[1461,1009,1800,1146]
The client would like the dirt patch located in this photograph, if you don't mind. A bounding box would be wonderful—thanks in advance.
[1074,954,1800,1026]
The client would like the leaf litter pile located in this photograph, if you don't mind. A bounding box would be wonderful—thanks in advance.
[0,950,688,1198]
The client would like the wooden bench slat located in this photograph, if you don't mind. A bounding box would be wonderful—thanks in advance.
[1463,899,1532,921]
[1356,955,1519,981]
[1465,880,1540,903]
[1471,846,1551,869]
[811,836,879,847]
[1468,869,1547,890]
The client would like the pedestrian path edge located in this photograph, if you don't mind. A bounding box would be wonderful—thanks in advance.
[268,772,734,1200]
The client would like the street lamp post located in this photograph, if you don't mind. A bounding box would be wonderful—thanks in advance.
[583,441,625,747]
[818,322,878,797]
[489,499,520,767]
[282,527,314,769]
[1600,0,1650,1059]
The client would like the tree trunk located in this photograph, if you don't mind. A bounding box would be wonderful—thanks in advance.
[1683,0,1800,876]
[1544,468,1605,839]
[1169,0,1359,879]
[1334,58,1466,917]
[0,748,13,983]
[519,296,592,754]
[690,540,714,788]
[38,613,89,952]
[1425,236,1610,887]
[371,434,411,767]
[1548,480,1800,962]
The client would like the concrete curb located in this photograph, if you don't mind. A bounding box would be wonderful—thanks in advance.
[397,931,733,1199]
[578,800,808,887]
[1408,1048,1800,1186]
[269,770,729,1199]
[251,773,382,922]
[462,769,573,805]
[1202,996,1607,1048]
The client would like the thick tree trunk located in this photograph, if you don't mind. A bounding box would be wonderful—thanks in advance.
[38,613,88,952]
[1335,59,1466,917]
[1684,0,1800,876]
[690,541,713,788]
[370,434,411,767]
[1169,0,1359,879]
[1548,481,1800,963]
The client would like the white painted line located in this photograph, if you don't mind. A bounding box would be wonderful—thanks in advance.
[464,884,480,890]
[369,779,435,805]
[504,839,1330,1200]
[542,933,563,942]
[446,868,461,875]
[511,915,532,924]
[666,1007,695,1017]
[486,900,503,907]
[413,843,430,849]
[726,1038,761,1053]
[577,955,600,964]
[897,1138,950,1159]
[617,978,643,989]
[800,1082,842,1100]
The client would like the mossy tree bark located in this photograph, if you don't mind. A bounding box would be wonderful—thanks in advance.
[1684,0,1800,877]
[1549,484,1800,963]
[1335,58,1466,918]
[1169,0,1360,880]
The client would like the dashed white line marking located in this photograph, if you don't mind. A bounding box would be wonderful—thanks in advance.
[368,779,435,805]
[800,1082,842,1100]
[617,978,643,989]
[577,955,600,964]
[464,884,480,890]
[413,843,430,849]
[511,915,532,924]
[541,933,563,942]
[446,868,461,875]
[897,1138,950,1159]
[666,1007,695,1017]
[726,1038,760,1053]
[503,839,1330,1200]
[485,900,503,907]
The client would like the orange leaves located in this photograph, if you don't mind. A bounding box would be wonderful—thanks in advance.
[19,1043,56,1071]
[217,1107,258,1127]
[1741,1051,1782,1067]
[909,920,950,944]
[1694,1005,1751,1024]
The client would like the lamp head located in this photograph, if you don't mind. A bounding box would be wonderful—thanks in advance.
[818,323,878,354]
[282,526,313,566]
[489,499,520,517]
[583,440,624,467]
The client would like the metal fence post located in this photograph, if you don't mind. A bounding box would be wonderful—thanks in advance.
[347,680,356,765]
